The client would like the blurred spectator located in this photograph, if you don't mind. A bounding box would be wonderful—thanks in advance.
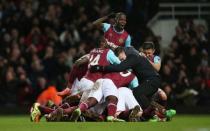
[161,19,210,107]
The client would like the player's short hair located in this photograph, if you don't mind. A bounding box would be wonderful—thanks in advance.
[115,12,126,21]
[114,47,125,56]
[142,41,155,50]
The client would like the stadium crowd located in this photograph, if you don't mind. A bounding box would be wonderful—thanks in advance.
[0,0,209,110]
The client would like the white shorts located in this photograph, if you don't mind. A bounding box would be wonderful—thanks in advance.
[77,78,95,103]
[80,90,92,103]
[79,78,94,92]
[88,79,118,103]
[117,87,140,112]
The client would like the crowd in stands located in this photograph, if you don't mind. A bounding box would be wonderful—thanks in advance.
[161,20,210,107]
[0,0,209,108]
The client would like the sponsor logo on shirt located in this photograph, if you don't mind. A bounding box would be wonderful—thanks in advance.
[119,38,124,43]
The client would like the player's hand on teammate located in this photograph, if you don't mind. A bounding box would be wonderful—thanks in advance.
[139,52,146,57]
[90,65,104,72]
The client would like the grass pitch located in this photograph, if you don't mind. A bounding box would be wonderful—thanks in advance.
[0,115,210,131]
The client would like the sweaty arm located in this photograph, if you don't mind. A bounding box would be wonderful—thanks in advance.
[104,55,138,72]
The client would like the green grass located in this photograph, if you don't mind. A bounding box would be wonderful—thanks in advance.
[0,115,210,131]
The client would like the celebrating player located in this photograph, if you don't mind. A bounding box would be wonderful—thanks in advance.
[93,12,131,48]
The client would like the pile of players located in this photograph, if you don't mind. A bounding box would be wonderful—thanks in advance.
[30,12,176,122]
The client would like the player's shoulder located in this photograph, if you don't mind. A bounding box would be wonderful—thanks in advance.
[127,54,138,59]
[102,23,111,32]
[154,55,161,61]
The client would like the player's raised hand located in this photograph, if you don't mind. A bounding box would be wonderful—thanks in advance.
[90,65,104,72]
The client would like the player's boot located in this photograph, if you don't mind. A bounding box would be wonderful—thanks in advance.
[70,108,81,122]
[148,115,159,122]
[30,103,41,122]
[129,105,142,122]
[107,116,125,122]
[165,109,176,121]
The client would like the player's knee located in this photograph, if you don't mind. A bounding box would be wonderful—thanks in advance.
[106,95,118,104]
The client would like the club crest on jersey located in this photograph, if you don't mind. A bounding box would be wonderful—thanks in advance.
[119,38,124,43]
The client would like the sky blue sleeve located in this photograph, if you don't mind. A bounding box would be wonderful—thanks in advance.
[128,76,139,89]
[154,56,161,64]
[102,23,111,32]
[107,50,121,64]
[125,35,131,47]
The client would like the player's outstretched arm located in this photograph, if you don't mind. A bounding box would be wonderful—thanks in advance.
[90,55,137,73]
[104,55,136,72]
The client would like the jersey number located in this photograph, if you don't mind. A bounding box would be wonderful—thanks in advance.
[89,54,101,66]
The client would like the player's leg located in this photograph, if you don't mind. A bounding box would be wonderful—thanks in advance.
[46,105,78,121]
[103,79,124,122]
[84,103,107,121]
[62,93,81,106]
[30,103,41,122]
[117,87,142,122]
[115,87,127,120]
[38,105,54,114]
[62,78,94,107]
[31,100,57,122]
[151,89,176,121]
[123,88,143,122]
[70,79,103,121]
[133,77,160,110]
[116,87,126,116]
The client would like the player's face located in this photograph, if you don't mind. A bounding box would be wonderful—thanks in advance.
[118,51,127,61]
[116,15,127,30]
[143,49,155,58]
